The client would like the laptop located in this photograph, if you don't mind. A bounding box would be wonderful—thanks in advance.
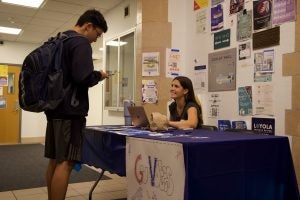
[127,106,150,128]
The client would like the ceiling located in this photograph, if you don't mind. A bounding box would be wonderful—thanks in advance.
[0,0,123,44]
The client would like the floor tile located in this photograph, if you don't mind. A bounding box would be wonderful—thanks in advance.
[0,191,16,200]
[3,171,128,200]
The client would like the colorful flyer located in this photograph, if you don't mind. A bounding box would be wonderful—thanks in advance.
[211,4,224,32]
[166,48,182,78]
[142,52,160,76]
[272,0,296,25]
[253,0,272,31]
[142,80,158,104]
[238,86,252,116]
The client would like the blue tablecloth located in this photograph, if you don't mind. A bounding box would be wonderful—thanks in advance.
[81,126,299,200]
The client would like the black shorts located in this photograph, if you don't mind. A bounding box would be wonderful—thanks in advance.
[44,117,86,162]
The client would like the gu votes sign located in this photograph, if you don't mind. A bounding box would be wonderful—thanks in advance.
[126,137,185,200]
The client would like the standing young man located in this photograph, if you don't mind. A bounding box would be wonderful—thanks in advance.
[44,9,108,200]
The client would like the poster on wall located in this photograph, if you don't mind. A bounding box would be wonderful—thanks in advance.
[253,84,273,115]
[230,0,244,15]
[252,117,275,135]
[208,48,236,92]
[0,76,8,86]
[0,65,8,87]
[0,97,6,109]
[253,0,272,31]
[237,9,252,41]
[0,65,8,76]
[211,4,224,32]
[272,0,296,25]
[254,49,274,73]
[142,52,160,76]
[142,80,158,104]
[238,42,251,60]
[208,93,221,118]
[214,29,230,50]
[193,65,207,91]
[195,9,207,33]
[194,0,208,11]
[252,26,280,50]
[166,48,182,78]
[212,0,224,6]
[126,137,185,200]
[254,72,272,82]
[238,86,252,116]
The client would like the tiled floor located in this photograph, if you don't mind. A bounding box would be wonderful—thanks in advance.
[0,168,127,200]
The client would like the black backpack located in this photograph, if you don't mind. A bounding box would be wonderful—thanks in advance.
[19,32,79,112]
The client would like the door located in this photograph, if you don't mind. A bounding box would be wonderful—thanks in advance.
[0,65,21,143]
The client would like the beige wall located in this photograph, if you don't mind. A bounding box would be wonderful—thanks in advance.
[283,2,300,184]
[135,0,172,117]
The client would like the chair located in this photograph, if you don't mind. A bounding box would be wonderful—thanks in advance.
[201,125,218,131]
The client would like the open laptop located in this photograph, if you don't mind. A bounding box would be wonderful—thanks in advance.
[127,106,150,128]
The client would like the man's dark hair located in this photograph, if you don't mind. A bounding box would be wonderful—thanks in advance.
[76,9,108,33]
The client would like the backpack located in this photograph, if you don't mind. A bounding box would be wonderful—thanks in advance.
[19,32,79,112]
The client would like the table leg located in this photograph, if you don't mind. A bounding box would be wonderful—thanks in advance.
[88,169,105,200]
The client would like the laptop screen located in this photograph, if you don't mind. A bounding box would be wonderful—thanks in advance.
[127,106,150,128]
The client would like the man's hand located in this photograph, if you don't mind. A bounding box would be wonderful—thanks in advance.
[99,70,109,80]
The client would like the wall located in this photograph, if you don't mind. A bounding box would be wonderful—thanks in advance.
[283,1,300,184]
[168,0,295,136]
[0,41,47,137]
[101,0,138,125]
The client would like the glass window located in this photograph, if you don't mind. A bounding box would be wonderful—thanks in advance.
[105,31,135,109]
[7,73,15,94]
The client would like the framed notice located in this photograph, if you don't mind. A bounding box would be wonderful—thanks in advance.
[208,48,236,92]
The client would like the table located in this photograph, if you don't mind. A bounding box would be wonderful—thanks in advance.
[81,126,299,200]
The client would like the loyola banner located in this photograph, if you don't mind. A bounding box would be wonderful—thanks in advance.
[126,137,185,200]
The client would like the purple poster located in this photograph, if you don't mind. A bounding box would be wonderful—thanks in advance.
[211,4,224,32]
[272,0,296,25]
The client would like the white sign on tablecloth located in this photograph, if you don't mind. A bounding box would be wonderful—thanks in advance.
[126,137,185,200]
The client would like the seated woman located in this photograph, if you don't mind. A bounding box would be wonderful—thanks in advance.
[168,76,203,129]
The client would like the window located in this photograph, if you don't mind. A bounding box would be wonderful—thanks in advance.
[104,30,135,110]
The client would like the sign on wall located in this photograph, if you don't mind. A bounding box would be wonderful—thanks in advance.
[211,4,224,32]
[126,137,185,200]
[214,29,230,49]
[142,52,160,76]
[208,48,236,92]
[166,48,182,78]
[238,86,252,116]
[142,80,158,104]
